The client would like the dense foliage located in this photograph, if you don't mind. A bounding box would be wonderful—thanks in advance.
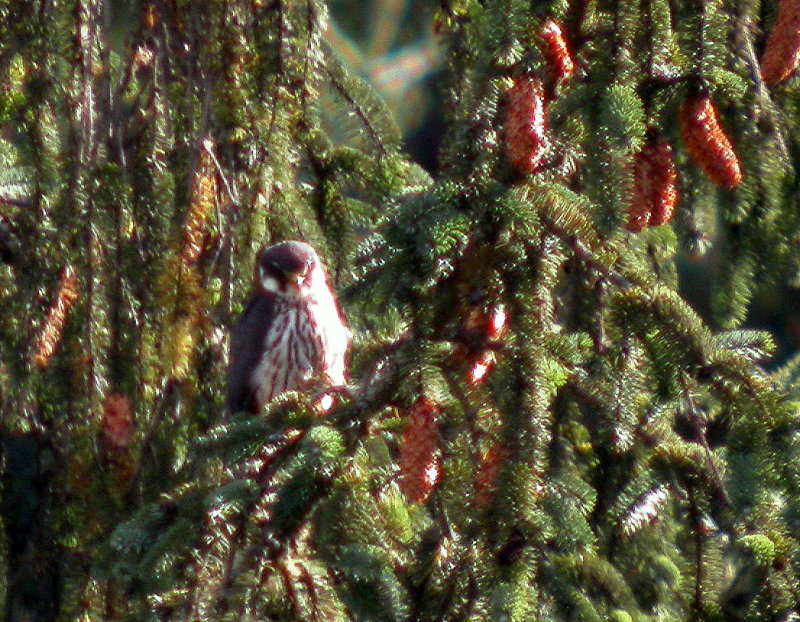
[1,1,800,620]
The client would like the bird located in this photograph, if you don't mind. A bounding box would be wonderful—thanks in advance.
[226,241,350,415]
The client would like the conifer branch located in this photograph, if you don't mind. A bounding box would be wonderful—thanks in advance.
[322,41,400,157]
[0,196,31,208]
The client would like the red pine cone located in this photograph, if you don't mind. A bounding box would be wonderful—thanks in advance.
[540,20,576,81]
[463,304,508,341]
[760,0,800,84]
[475,443,505,508]
[99,392,138,491]
[485,305,508,340]
[679,95,742,189]
[465,305,507,385]
[469,350,496,385]
[627,135,678,232]
[504,76,548,175]
[398,397,442,503]
[101,392,134,451]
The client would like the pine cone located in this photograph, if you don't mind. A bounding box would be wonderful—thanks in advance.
[463,305,507,385]
[101,392,134,451]
[504,76,548,175]
[475,443,505,508]
[540,20,576,81]
[463,304,508,342]
[99,392,137,491]
[760,0,800,84]
[469,350,496,385]
[485,305,508,340]
[398,397,442,503]
[679,95,742,189]
[627,135,678,232]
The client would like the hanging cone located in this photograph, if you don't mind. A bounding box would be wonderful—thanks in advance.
[475,442,506,508]
[99,392,138,491]
[627,134,678,232]
[398,397,442,503]
[679,95,742,189]
[540,19,576,81]
[469,350,497,385]
[504,75,548,175]
[760,0,800,84]
[465,305,508,385]
[485,304,508,340]
[101,392,134,451]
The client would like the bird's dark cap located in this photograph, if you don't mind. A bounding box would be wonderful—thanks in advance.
[256,241,319,280]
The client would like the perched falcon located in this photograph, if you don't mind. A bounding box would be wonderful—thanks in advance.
[226,241,350,414]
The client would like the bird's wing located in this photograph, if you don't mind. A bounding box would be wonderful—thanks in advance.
[325,294,351,385]
[226,295,275,415]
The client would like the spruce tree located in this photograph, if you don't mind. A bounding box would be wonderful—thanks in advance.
[1,0,800,621]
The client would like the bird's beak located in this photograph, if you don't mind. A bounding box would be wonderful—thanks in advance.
[284,270,306,290]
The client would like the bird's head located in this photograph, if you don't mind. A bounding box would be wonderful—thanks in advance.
[255,241,326,301]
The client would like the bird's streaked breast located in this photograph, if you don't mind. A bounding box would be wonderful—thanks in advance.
[250,293,347,411]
